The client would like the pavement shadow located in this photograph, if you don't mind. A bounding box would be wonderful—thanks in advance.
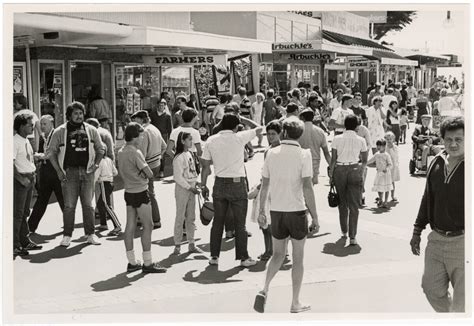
[366,206,391,215]
[183,265,243,284]
[153,236,202,247]
[29,231,63,244]
[322,238,362,257]
[91,271,145,292]
[24,243,89,264]
[198,238,235,253]
[161,179,176,185]
[307,232,331,239]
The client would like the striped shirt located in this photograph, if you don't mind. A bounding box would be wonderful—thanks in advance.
[331,130,367,164]
[204,95,219,113]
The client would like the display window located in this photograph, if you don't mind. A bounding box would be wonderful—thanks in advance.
[39,61,65,127]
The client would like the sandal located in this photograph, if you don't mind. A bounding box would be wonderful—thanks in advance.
[107,228,122,236]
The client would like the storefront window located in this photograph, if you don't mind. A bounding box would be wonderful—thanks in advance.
[273,63,290,98]
[162,66,191,104]
[294,64,320,88]
[39,61,64,127]
[114,65,161,142]
[259,63,274,94]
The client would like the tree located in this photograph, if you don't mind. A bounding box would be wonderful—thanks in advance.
[373,11,417,40]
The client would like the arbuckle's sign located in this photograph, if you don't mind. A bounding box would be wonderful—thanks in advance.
[272,41,323,52]
[143,55,226,66]
[289,53,333,60]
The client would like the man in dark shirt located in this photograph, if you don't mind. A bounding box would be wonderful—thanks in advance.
[350,92,368,127]
[410,116,465,312]
[28,115,65,233]
[150,99,172,177]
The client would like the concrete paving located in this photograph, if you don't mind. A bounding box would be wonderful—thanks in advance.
[11,135,454,320]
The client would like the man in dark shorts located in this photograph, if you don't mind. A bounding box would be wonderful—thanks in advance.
[254,117,320,314]
[117,122,166,274]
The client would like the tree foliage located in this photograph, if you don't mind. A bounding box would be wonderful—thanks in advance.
[374,11,417,40]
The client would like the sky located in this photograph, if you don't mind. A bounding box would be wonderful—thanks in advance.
[382,10,467,59]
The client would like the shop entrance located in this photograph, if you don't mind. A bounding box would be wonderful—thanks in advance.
[70,61,102,114]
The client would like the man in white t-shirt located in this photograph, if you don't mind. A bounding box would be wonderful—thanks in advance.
[167,108,202,157]
[253,117,319,314]
[13,113,43,257]
[329,94,354,135]
[328,88,343,116]
[382,88,398,113]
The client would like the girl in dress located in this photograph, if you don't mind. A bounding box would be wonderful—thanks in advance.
[367,139,393,208]
[384,131,400,202]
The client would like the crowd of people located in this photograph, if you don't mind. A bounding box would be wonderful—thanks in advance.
[13,75,464,313]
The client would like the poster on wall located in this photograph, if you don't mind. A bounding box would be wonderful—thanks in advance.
[213,65,231,95]
[13,66,24,94]
[230,54,254,96]
[53,74,62,95]
[193,65,218,109]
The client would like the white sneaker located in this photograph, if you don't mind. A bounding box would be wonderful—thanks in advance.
[240,258,257,267]
[86,234,101,245]
[60,236,71,247]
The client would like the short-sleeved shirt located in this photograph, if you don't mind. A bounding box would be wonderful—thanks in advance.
[331,130,367,164]
[262,140,312,212]
[170,126,201,153]
[330,107,354,133]
[117,144,149,193]
[202,129,257,178]
[298,122,327,164]
[350,105,367,122]
[14,133,36,173]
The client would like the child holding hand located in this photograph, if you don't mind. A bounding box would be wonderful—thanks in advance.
[367,139,393,208]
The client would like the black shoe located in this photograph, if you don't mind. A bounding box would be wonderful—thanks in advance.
[14,247,29,257]
[247,231,252,237]
[153,222,161,229]
[142,262,167,274]
[127,260,143,273]
[23,242,43,250]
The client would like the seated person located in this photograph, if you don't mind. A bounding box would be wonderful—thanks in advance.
[411,114,442,168]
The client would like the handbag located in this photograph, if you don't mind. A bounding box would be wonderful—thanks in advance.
[328,183,339,208]
[198,194,214,226]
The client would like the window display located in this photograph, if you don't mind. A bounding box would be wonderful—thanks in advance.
[39,62,64,127]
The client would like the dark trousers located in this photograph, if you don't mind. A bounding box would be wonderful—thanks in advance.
[391,124,401,145]
[148,166,162,224]
[211,177,249,260]
[159,134,169,173]
[14,178,33,248]
[28,166,64,232]
[333,164,363,239]
[97,181,121,228]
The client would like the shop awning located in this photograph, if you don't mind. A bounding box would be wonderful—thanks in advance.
[404,54,450,65]
[365,50,418,66]
[322,30,392,51]
[14,13,273,54]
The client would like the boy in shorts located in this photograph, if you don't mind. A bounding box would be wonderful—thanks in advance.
[117,122,167,274]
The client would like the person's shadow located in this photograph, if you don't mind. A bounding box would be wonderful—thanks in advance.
[24,243,89,264]
[183,265,243,284]
[91,271,145,292]
[157,251,207,269]
[153,236,202,247]
[322,237,361,257]
[29,231,63,244]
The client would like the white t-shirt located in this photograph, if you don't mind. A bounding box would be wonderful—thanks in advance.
[202,129,258,178]
[329,98,341,111]
[331,130,368,164]
[382,95,397,111]
[437,97,458,115]
[169,126,202,153]
[330,107,354,132]
[14,133,36,173]
[262,140,312,212]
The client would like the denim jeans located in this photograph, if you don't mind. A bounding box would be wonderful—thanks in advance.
[211,177,249,260]
[333,164,363,239]
[148,166,162,224]
[14,178,33,248]
[62,167,95,236]
[174,184,196,245]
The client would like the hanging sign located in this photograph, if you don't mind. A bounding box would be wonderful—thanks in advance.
[143,55,226,66]
[347,59,377,70]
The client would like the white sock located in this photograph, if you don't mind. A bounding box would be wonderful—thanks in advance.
[143,251,152,266]
[126,250,136,265]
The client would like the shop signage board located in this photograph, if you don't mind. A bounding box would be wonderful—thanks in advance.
[274,52,335,63]
[346,58,377,70]
[143,55,226,66]
[321,11,370,39]
[272,41,323,52]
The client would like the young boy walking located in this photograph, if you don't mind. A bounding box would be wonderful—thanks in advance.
[117,122,167,273]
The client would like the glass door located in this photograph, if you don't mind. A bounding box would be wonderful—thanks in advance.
[39,60,65,127]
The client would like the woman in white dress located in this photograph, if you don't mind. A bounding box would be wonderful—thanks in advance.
[251,92,265,146]
[385,131,400,202]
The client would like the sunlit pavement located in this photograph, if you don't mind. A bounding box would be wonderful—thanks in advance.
[13,135,435,316]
